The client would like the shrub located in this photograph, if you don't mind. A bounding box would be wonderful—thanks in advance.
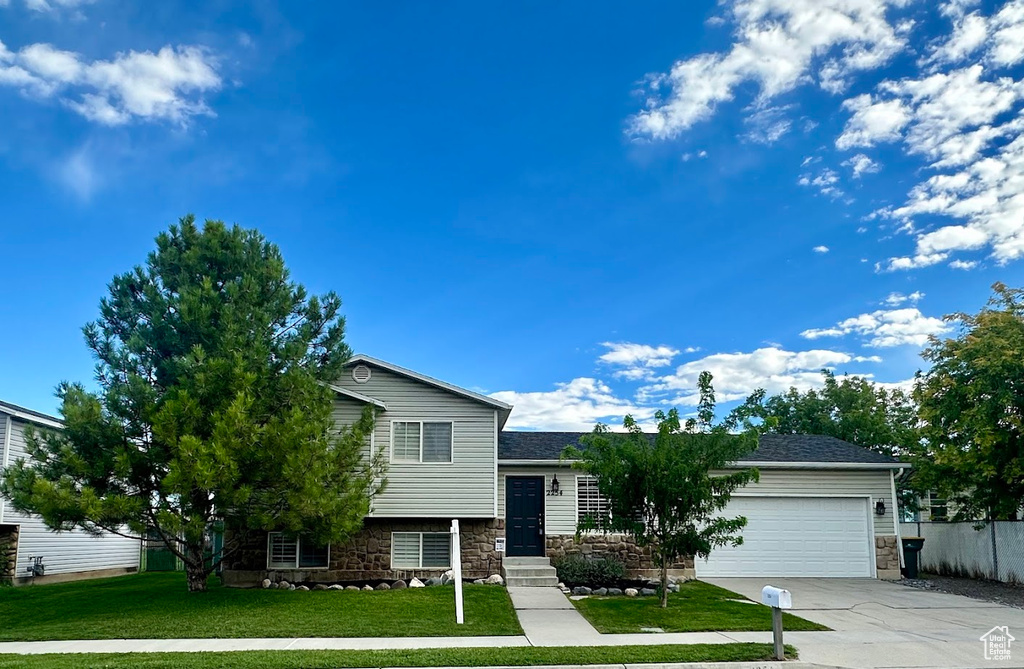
[554,554,625,587]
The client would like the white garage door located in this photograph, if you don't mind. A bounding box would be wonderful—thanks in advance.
[695,496,873,578]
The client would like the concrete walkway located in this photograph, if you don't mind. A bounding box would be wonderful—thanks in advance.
[507,586,603,645]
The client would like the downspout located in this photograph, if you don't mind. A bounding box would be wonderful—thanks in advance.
[0,414,11,523]
[891,468,905,569]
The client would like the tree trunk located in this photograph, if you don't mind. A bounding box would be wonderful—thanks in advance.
[660,552,669,609]
[185,542,208,593]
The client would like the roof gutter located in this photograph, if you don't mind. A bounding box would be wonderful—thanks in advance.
[498,458,911,470]
[0,406,62,430]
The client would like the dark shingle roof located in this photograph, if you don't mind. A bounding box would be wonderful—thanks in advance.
[497,431,900,466]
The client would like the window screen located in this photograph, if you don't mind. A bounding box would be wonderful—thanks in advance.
[577,476,610,525]
[421,532,451,567]
[393,422,421,462]
[268,533,298,569]
[392,532,421,568]
[422,423,453,462]
[391,532,452,568]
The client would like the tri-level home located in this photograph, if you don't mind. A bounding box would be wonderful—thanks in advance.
[222,355,910,586]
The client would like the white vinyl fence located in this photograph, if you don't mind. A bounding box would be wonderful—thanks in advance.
[903,521,1024,583]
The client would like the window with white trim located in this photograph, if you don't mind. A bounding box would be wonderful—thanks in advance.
[391,532,452,568]
[391,421,453,463]
[267,533,330,569]
[577,476,610,525]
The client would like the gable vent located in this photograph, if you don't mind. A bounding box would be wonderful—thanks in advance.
[352,364,372,384]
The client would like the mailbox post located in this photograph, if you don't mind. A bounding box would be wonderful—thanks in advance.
[761,586,792,660]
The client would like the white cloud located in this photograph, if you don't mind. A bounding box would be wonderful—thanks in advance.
[813,245,830,253]
[843,153,881,177]
[801,306,949,347]
[853,355,884,362]
[492,378,656,431]
[629,0,913,139]
[743,104,793,144]
[798,167,844,198]
[599,342,680,380]
[638,346,859,405]
[57,144,99,199]
[949,258,978,269]
[23,0,94,11]
[0,39,221,125]
[883,291,924,305]
[835,94,910,148]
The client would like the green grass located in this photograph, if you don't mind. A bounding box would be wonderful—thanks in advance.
[572,580,829,634]
[0,573,521,640]
[0,644,797,668]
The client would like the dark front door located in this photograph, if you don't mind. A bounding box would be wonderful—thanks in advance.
[505,476,545,556]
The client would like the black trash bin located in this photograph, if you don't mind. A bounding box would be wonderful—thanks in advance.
[901,536,925,579]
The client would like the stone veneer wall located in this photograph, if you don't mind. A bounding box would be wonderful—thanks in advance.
[0,525,18,584]
[876,535,901,579]
[546,533,694,578]
[222,518,505,586]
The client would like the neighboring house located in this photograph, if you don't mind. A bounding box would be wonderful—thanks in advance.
[223,355,910,585]
[0,401,140,585]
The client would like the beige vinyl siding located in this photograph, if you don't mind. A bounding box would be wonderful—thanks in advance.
[333,365,497,518]
[1,417,140,578]
[726,468,896,535]
[498,466,577,535]
[499,464,896,536]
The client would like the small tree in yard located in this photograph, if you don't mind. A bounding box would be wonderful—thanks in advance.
[566,372,758,608]
[0,216,385,592]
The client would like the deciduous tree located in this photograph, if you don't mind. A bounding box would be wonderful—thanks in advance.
[566,372,758,608]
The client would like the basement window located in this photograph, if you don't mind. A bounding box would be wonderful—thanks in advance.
[267,533,330,569]
[391,532,452,568]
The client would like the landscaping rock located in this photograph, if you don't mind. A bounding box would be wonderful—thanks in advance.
[668,584,679,593]
[557,582,566,589]
[473,578,485,585]
[278,580,290,589]
[425,577,443,586]
[592,587,608,596]
[640,587,657,596]
[329,585,345,590]
[572,586,592,596]
[296,585,309,591]
[625,588,638,597]
[261,579,272,589]
[409,578,425,588]
[341,585,356,591]
[362,585,373,591]
[485,574,504,585]
[606,588,623,596]
[375,582,391,591]
[392,580,407,590]
[288,584,296,591]
[313,584,329,591]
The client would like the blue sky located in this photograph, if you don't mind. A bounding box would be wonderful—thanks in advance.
[1,0,1022,430]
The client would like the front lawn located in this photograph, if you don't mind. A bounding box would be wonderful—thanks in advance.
[0,644,797,668]
[0,573,521,640]
[572,580,829,633]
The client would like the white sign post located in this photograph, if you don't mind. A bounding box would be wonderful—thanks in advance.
[451,519,464,625]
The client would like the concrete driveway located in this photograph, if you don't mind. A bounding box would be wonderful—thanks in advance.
[706,577,1024,668]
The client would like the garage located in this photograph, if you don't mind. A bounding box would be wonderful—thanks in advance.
[695,496,874,578]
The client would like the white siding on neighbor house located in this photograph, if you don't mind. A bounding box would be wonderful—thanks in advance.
[498,466,577,535]
[498,464,897,536]
[333,365,497,518]
[2,417,140,579]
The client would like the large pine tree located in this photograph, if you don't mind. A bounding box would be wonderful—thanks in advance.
[1,216,385,591]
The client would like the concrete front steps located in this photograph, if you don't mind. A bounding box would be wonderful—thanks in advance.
[502,556,559,587]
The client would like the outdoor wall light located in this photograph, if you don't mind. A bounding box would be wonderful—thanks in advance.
[875,499,887,516]
[548,475,563,496]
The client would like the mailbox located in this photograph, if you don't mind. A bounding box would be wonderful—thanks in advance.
[761,585,792,609]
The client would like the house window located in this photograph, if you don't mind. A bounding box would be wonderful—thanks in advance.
[577,476,610,525]
[391,421,453,463]
[928,491,949,522]
[267,533,330,569]
[391,532,452,568]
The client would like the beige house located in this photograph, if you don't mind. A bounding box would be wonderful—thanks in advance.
[222,355,909,586]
